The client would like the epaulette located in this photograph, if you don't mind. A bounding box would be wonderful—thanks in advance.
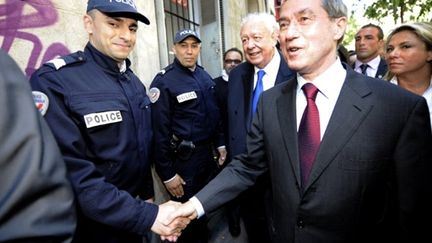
[156,64,174,76]
[43,51,86,71]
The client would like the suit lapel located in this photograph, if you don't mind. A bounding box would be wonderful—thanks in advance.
[375,58,388,79]
[242,64,254,127]
[277,78,302,186]
[304,69,374,191]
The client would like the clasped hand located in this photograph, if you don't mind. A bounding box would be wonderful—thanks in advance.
[152,200,198,242]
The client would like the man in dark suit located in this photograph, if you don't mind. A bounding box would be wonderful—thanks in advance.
[172,0,432,242]
[213,47,243,237]
[213,47,243,148]
[224,12,295,241]
[354,23,388,79]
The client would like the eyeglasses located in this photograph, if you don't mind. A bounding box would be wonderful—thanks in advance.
[224,59,242,64]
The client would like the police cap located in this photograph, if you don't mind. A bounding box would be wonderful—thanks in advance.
[174,29,201,44]
[87,0,150,25]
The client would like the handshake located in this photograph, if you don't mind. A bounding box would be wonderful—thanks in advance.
[151,200,198,242]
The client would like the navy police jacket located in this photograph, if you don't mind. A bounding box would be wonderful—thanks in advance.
[29,43,157,241]
[150,58,223,181]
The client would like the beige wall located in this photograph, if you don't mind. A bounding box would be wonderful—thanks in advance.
[0,0,160,88]
[1,0,275,83]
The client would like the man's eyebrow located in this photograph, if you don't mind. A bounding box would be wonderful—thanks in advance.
[278,7,313,21]
[297,8,313,15]
[107,16,138,28]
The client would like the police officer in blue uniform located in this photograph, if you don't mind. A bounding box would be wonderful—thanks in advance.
[150,29,227,243]
[29,1,189,242]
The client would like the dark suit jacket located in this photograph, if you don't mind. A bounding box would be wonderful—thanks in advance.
[0,50,76,242]
[227,51,295,159]
[375,57,388,79]
[196,67,432,243]
[213,76,228,145]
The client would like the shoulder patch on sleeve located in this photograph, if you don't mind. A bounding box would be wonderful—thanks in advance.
[32,91,49,116]
[148,87,160,103]
[43,51,86,70]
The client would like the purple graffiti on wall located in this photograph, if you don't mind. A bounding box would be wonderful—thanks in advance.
[0,0,70,77]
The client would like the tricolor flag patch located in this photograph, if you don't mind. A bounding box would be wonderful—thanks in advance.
[32,91,49,116]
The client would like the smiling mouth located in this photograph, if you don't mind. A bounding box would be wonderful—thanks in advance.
[248,52,260,57]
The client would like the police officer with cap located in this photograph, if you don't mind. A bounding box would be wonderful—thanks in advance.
[150,29,227,243]
[30,0,189,242]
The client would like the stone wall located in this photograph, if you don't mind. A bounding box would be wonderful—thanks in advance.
[0,0,160,87]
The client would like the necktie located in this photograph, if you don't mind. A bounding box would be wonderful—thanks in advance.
[252,70,265,114]
[298,83,320,186]
[360,63,369,75]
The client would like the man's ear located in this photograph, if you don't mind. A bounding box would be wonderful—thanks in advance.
[333,16,347,41]
[83,14,93,34]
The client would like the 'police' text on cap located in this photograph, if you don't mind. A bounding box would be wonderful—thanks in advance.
[174,29,202,44]
[87,0,150,25]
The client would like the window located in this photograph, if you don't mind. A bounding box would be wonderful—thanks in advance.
[164,0,200,63]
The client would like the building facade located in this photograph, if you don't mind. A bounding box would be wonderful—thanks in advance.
[1,0,280,83]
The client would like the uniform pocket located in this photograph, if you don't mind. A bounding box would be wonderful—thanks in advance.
[69,92,129,129]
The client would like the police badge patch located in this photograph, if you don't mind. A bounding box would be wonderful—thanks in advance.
[32,91,49,116]
[148,87,160,103]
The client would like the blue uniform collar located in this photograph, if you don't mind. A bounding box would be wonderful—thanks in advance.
[84,42,131,75]
[173,58,198,73]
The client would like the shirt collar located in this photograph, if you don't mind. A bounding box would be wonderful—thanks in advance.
[254,47,280,76]
[119,60,127,73]
[355,55,381,70]
[221,69,229,82]
[85,43,131,74]
[297,57,346,100]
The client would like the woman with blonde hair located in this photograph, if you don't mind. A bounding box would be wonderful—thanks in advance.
[385,22,432,128]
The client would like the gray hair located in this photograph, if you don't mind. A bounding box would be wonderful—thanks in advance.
[321,0,348,19]
[240,12,279,34]
[320,0,348,45]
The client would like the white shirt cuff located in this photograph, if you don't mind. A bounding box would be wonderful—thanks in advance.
[189,196,205,218]
[163,174,177,184]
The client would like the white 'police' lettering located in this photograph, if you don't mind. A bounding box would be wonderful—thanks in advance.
[110,0,137,9]
[176,91,197,103]
[179,29,195,36]
[84,110,123,128]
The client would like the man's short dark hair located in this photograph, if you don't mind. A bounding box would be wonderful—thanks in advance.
[360,23,384,40]
[223,47,243,61]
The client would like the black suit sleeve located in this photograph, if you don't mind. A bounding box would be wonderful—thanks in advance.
[196,93,269,213]
[0,50,76,242]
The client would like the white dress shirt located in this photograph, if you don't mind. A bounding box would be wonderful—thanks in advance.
[253,47,281,91]
[296,58,346,139]
[354,55,381,78]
